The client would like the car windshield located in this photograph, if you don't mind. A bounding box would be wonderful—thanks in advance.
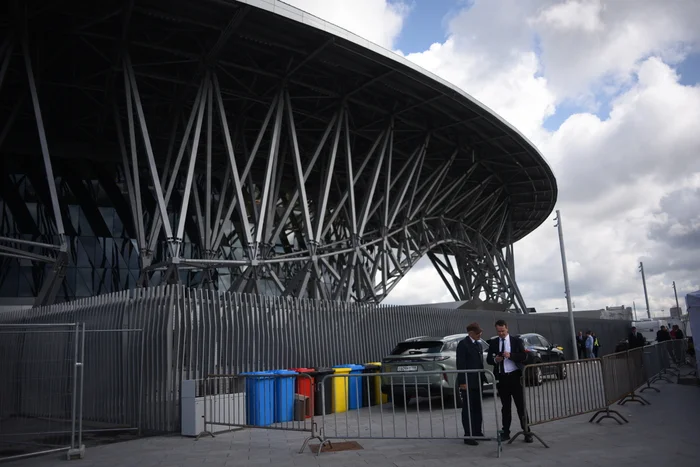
[391,341,444,355]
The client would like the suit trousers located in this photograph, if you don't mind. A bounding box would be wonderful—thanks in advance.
[460,388,483,437]
[496,370,527,434]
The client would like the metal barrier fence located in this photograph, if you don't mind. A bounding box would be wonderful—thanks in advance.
[0,323,85,462]
[0,284,633,433]
[195,373,323,452]
[642,342,675,390]
[511,340,693,448]
[316,370,501,458]
[511,359,626,447]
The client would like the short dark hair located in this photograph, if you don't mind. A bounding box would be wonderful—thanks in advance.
[467,322,482,334]
[495,319,508,328]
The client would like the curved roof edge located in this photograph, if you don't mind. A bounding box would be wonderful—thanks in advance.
[233,0,556,186]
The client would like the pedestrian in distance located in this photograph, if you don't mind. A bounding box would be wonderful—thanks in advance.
[585,330,594,358]
[656,326,671,342]
[456,322,486,446]
[628,326,645,349]
[486,319,533,443]
[592,332,600,357]
[576,331,585,360]
[671,325,684,340]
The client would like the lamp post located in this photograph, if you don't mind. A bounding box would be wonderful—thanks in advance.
[638,262,651,319]
[554,210,579,360]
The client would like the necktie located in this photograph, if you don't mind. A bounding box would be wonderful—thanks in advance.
[500,338,505,373]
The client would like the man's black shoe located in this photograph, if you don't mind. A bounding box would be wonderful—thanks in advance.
[500,433,511,441]
[464,439,478,446]
[524,434,533,443]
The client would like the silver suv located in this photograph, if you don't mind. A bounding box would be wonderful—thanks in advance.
[381,334,495,407]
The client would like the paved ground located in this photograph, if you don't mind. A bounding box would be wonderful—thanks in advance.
[9,373,700,467]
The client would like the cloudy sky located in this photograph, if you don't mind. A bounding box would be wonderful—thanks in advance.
[285,0,700,317]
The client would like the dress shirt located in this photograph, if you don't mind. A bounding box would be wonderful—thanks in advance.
[499,334,518,374]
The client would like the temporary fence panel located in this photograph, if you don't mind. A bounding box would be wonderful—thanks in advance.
[641,343,674,391]
[600,351,632,406]
[194,373,322,453]
[315,369,501,458]
[0,323,85,462]
[513,359,626,448]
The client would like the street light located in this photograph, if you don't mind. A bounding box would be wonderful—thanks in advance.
[554,210,579,360]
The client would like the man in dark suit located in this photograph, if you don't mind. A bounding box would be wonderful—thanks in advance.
[628,327,645,349]
[456,322,485,446]
[487,319,532,443]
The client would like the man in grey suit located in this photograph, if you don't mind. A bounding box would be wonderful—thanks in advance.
[456,322,485,446]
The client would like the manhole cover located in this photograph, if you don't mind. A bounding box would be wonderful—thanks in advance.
[309,441,363,453]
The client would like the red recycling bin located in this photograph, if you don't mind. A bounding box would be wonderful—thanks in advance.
[289,367,315,418]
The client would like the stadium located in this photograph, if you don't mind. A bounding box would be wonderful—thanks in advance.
[0,0,557,312]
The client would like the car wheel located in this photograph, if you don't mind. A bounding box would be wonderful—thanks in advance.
[526,364,543,386]
[557,361,568,380]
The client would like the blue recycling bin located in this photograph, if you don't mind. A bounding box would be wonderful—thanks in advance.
[333,364,364,410]
[272,369,297,423]
[241,371,274,426]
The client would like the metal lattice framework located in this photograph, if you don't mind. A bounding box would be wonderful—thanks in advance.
[0,0,557,311]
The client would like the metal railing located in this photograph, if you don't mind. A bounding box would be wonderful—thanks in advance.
[315,369,502,458]
[641,342,675,390]
[195,373,323,453]
[0,284,633,433]
[0,323,85,462]
[512,339,693,448]
[511,359,627,447]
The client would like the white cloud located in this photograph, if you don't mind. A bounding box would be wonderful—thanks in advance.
[282,0,700,314]
[282,0,410,49]
[531,0,700,101]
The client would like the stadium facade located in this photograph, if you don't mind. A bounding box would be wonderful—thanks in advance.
[0,0,557,312]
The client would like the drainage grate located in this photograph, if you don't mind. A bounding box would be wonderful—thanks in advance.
[309,441,363,453]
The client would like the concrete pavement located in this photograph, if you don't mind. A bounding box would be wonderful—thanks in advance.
[10,377,700,467]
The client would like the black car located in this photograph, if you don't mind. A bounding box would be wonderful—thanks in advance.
[521,333,567,385]
[488,332,567,386]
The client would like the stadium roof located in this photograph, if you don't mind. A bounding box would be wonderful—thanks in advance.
[1,0,557,247]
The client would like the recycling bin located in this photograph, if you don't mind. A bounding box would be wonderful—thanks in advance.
[289,367,315,418]
[333,364,364,410]
[311,367,334,416]
[241,371,274,426]
[272,369,297,423]
[366,362,389,405]
[361,363,381,407]
[331,367,351,413]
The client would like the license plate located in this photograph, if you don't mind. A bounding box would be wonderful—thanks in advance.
[397,365,418,372]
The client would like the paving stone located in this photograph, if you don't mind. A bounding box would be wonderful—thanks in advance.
[7,376,700,467]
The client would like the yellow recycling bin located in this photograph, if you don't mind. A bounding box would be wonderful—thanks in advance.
[366,362,389,405]
[331,367,351,413]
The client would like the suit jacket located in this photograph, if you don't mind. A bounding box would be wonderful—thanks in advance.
[486,335,528,378]
[628,332,645,348]
[456,337,484,390]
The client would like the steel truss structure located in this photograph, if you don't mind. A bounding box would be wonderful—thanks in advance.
[0,0,556,311]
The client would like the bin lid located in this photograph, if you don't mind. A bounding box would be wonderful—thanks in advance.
[289,368,315,373]
[271,369,297,376]
[333,364,364,371]
[240,371,274,377]
[310,367,334,376]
